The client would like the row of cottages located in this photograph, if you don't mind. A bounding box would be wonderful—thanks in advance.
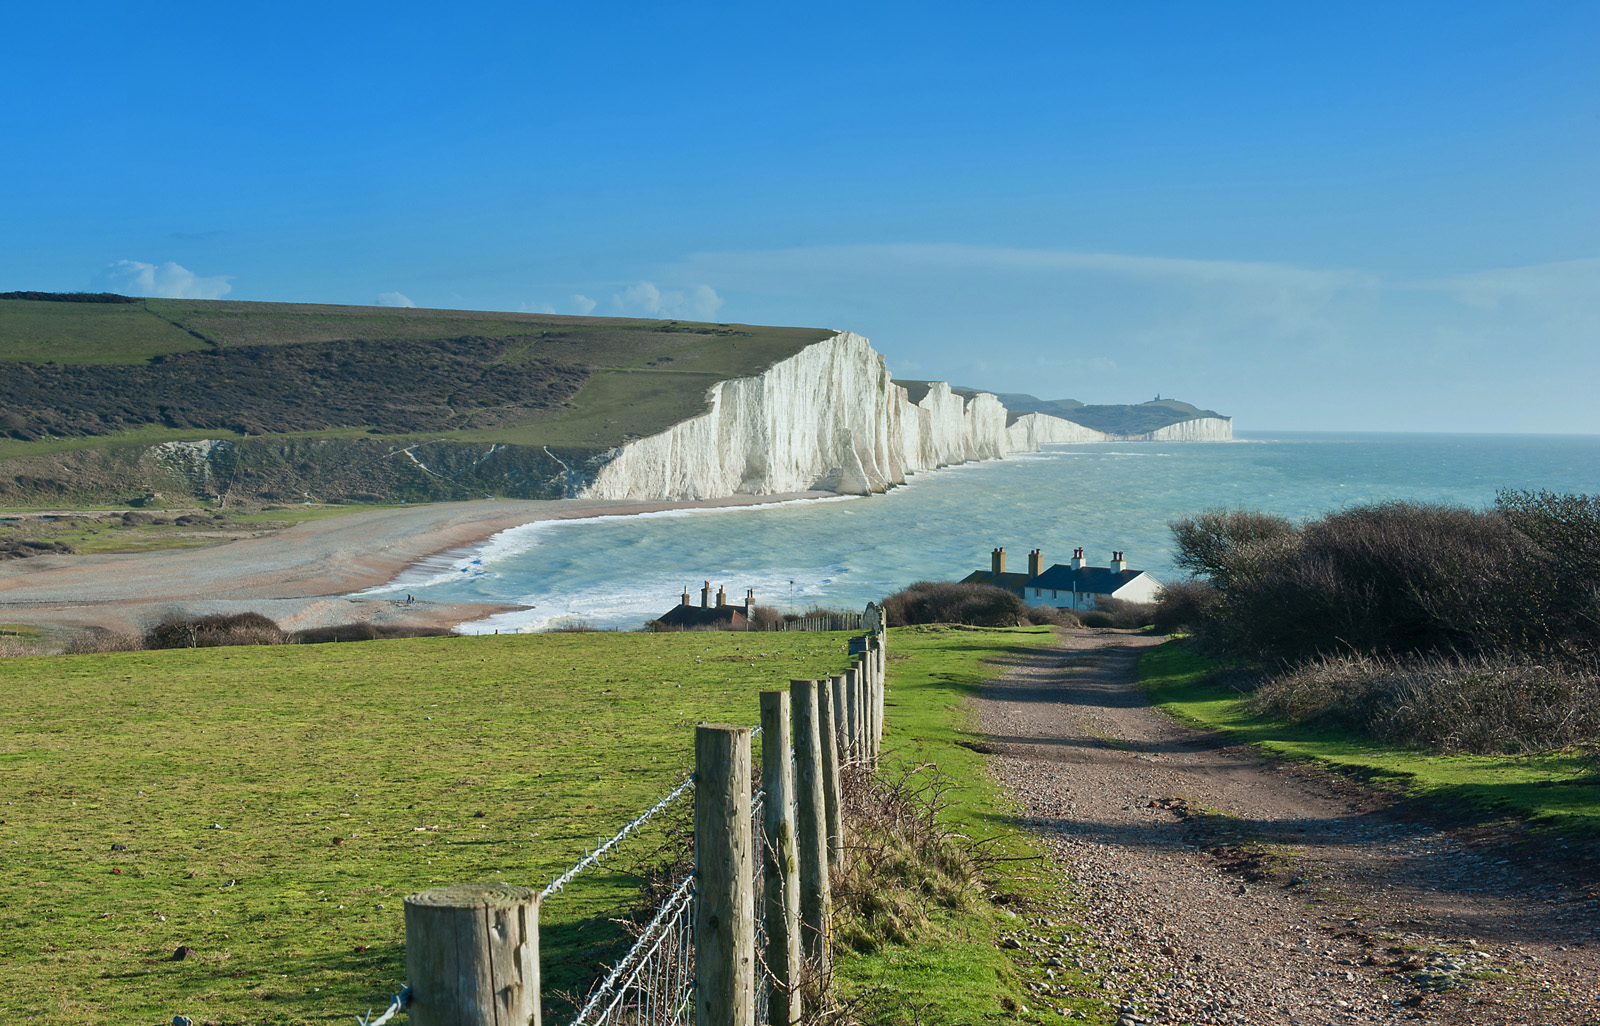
[962,547,1162,610]
[654,582,756,629]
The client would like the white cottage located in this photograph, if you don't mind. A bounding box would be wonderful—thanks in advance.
[963,546,1162,610]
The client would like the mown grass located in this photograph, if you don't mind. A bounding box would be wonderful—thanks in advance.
[834,626,1108,1025]
[1138,643,1600,835]
[0,631,854,1024]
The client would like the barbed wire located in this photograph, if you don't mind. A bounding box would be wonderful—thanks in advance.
[540,775,696,901]
[570,873,697,1026]
[354,987,409,1026]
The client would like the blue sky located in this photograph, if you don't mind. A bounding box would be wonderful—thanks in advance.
[3,1,1596,432]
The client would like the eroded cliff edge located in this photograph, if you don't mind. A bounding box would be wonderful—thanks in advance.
[583,331,1231,501]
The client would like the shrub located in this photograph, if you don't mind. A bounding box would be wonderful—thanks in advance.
[143,612,285,649]
[1080,596,1157,630]
[881,581,1028,628]
[1252,653,1600,754]
[63,632,143,654]
[1149,579,1222,635]
[1023,605,1082,628]
[1168,498,1600,663]
[291,623,455,644]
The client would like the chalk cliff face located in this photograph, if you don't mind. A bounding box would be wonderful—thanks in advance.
[583,331,1231,501]
[1135,417,1234,442]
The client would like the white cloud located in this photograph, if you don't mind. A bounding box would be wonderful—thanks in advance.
[107,260,232,300]
[519,301,557,314]
[571,294,598,315]
[611,280,724,320]
[377,291,416,308]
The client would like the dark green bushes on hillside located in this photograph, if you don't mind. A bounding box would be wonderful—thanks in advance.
[0,335,585,439]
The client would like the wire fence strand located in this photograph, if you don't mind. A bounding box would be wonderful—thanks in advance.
[540,775,696,901]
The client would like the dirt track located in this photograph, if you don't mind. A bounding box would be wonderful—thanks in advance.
[978,630,1600,1025]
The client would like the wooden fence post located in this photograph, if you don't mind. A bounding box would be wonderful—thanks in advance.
[759,693,802,1026]
[788,679,832,971]
[696,724,755,1026]
[404,883,540,1026]
[818,678,846,870]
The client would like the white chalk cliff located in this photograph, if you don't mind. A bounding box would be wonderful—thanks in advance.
[582,331,1231,501]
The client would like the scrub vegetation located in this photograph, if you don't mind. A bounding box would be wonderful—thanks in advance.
[1147,490,1600,824]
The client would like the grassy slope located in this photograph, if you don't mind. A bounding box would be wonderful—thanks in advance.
[1138,643,1600,835]
[0,631,854,1025]
[835,626,1108,1026]
[0,298,833,453]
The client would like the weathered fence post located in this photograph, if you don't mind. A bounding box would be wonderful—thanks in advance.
[404,883,540,1026]
[784,675,832,973]
[818,678,846,870]
[788,679,832,972]
[696,724,755,1026]
[759,692,802,1025]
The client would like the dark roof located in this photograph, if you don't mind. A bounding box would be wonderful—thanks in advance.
[1030,565,1147,596]
[654,604,748,628]
[960,570,1031,591]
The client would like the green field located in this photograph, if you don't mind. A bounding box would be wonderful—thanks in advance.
[0,624,1111,1025]
[1138,643,1600,836]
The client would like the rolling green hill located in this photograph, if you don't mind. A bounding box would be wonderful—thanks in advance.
[0,294,832,505]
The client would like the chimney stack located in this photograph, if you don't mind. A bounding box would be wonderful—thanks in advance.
[745,588,755,616]
[701,581,711,609]
[1111,551,1127,573]
[1028,548,1044,578]
[991,547,1006,574]
[682,586,691,607]
[1071,547,1086,569]
[716,585,727,607]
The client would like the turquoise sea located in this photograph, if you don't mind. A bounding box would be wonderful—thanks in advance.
[372,433,1600,632]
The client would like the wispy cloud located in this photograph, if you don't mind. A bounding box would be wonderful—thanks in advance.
[106,260,232,300]
[611,281,723,320]
[377,291,416,308]
[571,294,597,315]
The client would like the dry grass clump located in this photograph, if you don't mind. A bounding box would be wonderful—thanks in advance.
[832,765,982,954]
[63,631,143,654]
[1252,653,1600,755]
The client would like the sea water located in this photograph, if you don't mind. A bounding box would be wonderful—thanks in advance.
[370,433,1600,632]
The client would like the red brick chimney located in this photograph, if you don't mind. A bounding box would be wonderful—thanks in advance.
[991,547,1006,574]
[716,585,727,607]
[1027,548,1044,578]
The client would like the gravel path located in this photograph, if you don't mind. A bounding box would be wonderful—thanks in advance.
[977,630,1600,1026]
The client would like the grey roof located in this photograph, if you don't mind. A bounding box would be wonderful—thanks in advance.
[1030,564,1147,596]
[655,604,747,628]
[960,570,1031,592]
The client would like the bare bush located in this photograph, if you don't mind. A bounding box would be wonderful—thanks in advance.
[882,581,1028,628]
[1023,605,1082,628]
[291,623,455,644]
[1149,578,1222,635]
[64,631,143,654]
[1252,653,1600,754]
[143,612,286,649]
[1080,596,1158,629]
[0,635,45,658]
[544,618,600,632]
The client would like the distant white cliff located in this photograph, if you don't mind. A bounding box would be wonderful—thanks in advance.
[583,330,1230,501]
